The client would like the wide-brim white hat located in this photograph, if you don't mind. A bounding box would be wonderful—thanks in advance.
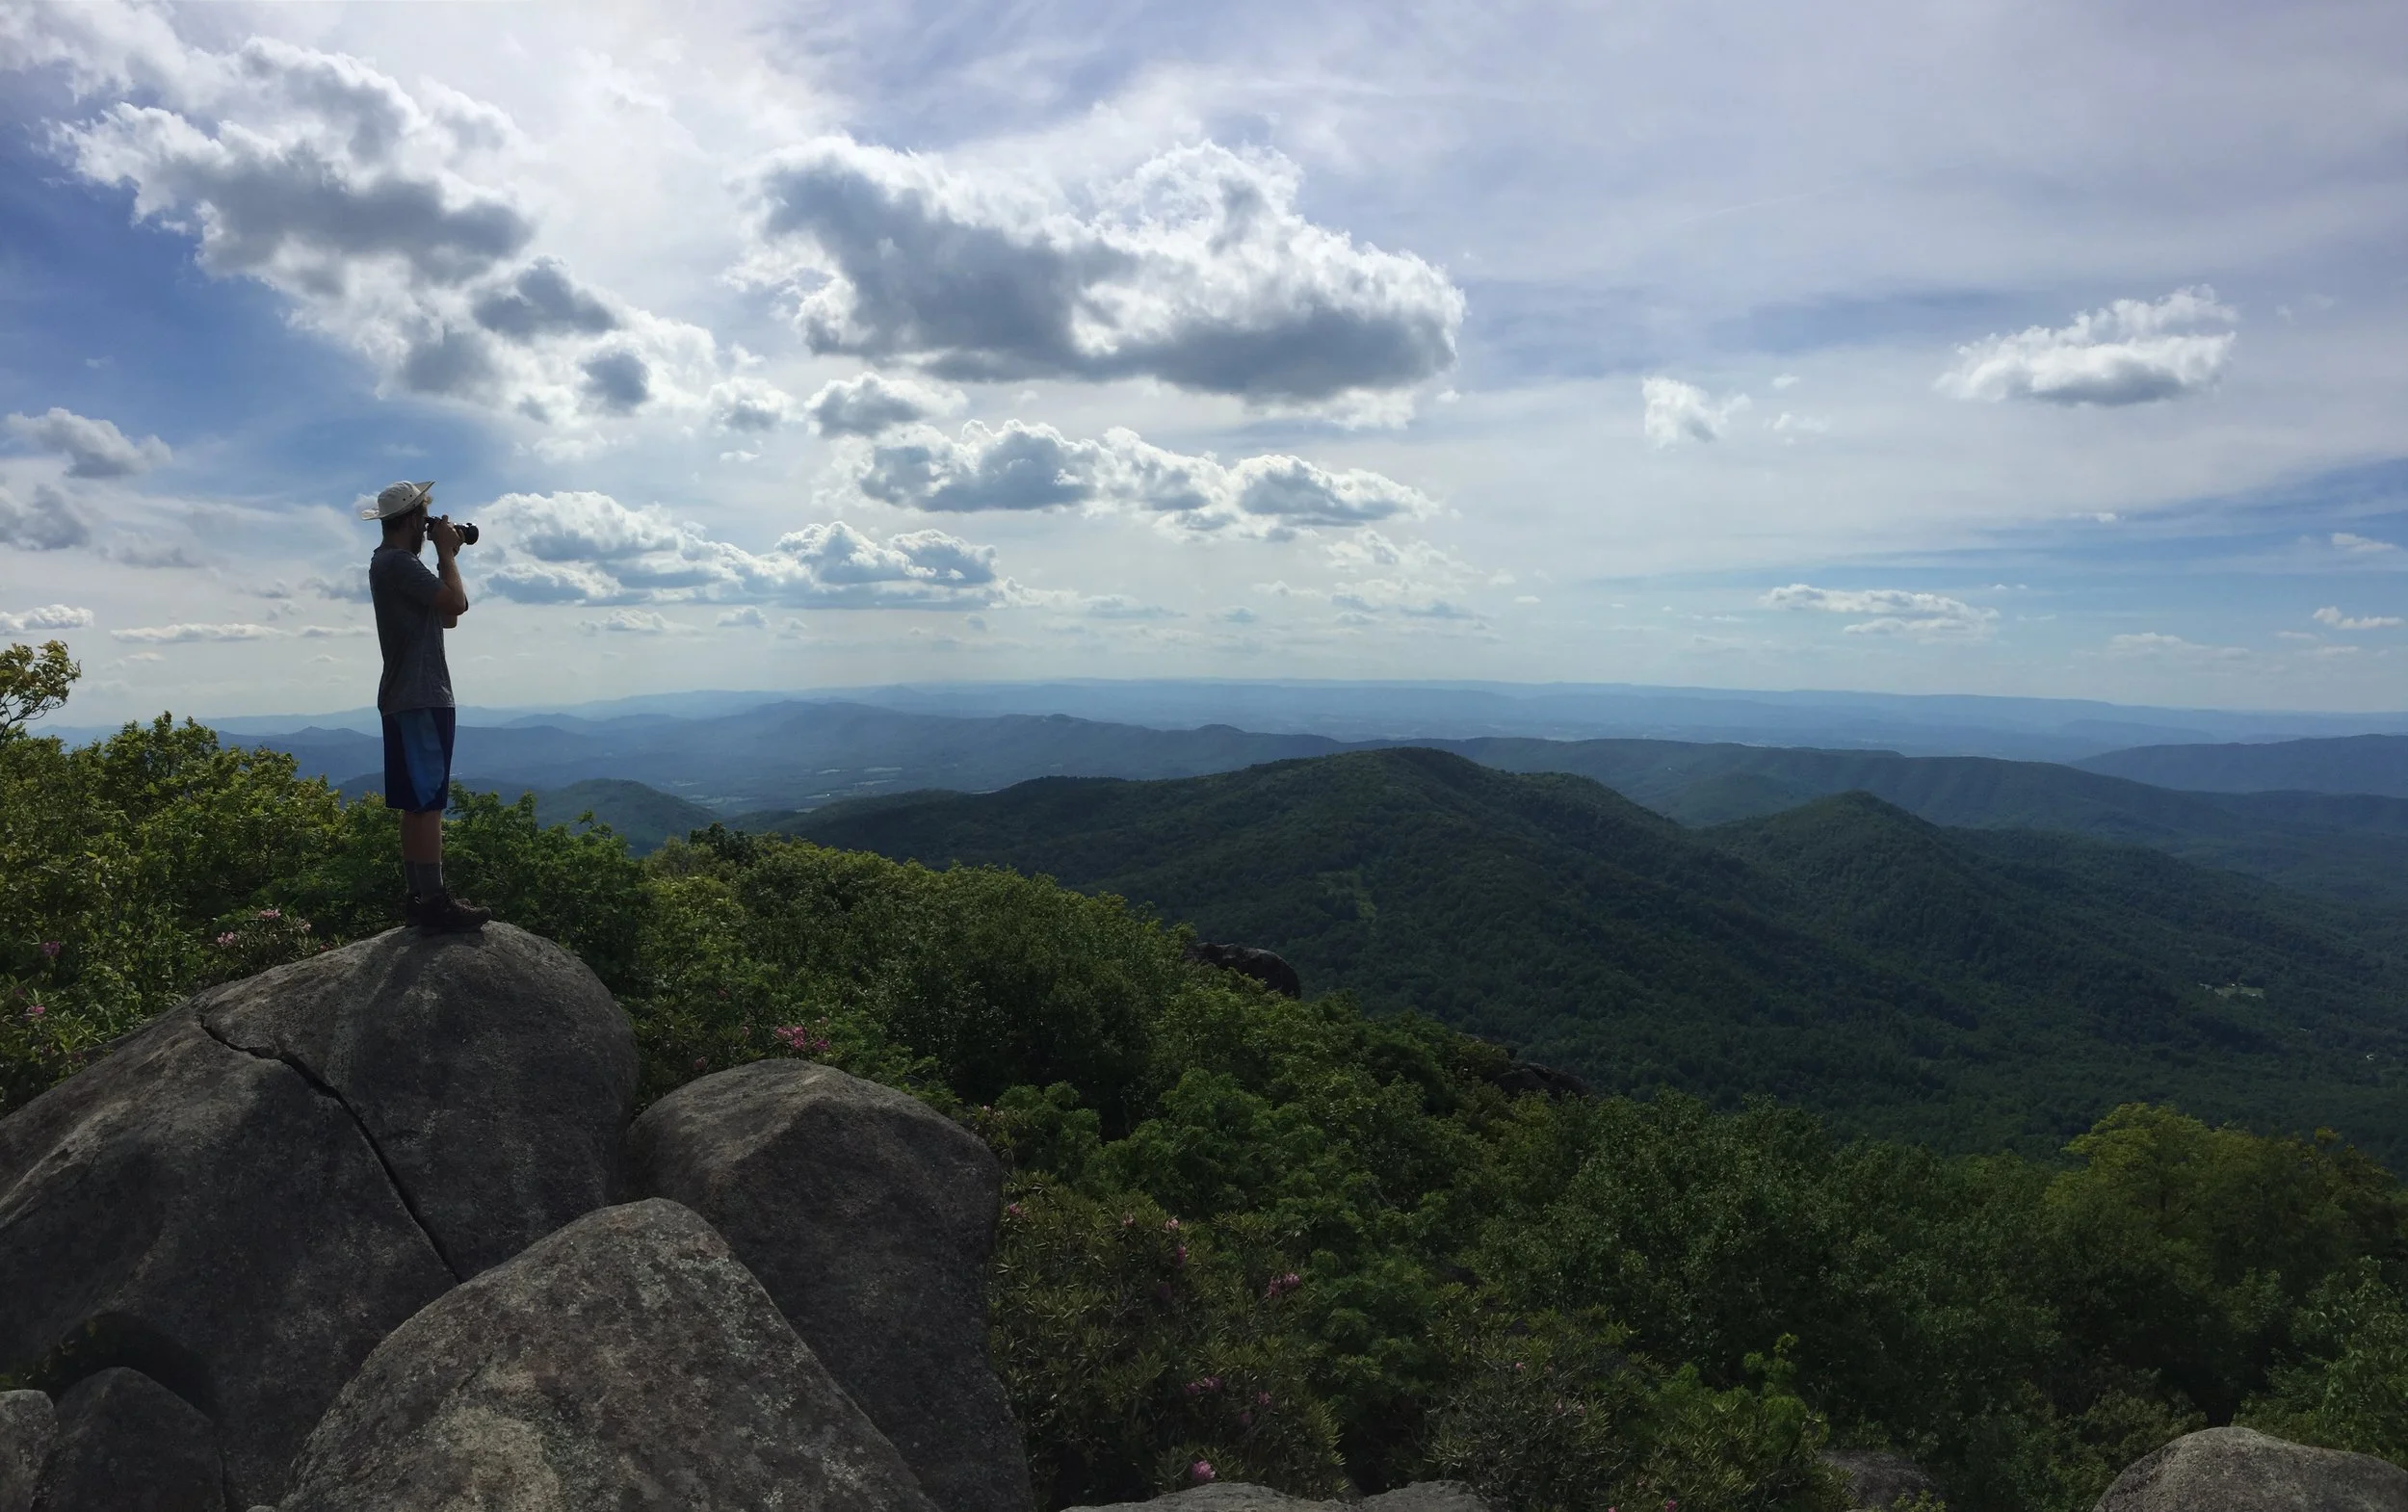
[359,480,434,520]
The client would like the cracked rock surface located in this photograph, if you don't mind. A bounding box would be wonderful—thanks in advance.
[0,1009,452,1507]
[200,923,637,1281]
[0,925,637,1508]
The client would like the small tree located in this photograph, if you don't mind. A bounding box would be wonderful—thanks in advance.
[0,639,79,740]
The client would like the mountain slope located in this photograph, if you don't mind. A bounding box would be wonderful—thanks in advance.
[2075,733,2408,797]
[788,749,2408,1160]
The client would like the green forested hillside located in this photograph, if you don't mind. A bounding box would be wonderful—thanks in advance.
[10,675,2408,1512]
[787,749,2408,1160]
[1444,737,2408,906]
[2077,733,2408,797]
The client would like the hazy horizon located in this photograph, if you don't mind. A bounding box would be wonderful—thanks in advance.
[5,2,2404,724]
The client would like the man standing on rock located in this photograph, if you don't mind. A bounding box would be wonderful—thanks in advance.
[362,480,492,934]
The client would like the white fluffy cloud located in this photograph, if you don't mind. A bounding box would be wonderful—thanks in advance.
[708,378,797,433]
[110,622,281,643]
[32,21,720,429]
[1642,378,1748,447]
[0,483,93,550]
[802,373,964,437]
[1940,287,2237,406]
[0,604,94,634]
[837,420,1435,538]
[2332,533,2400,556]
[2313,606,2404,630]
[478,490,1011,610]
[746,138,1464,404]
[2104,632,2248,660]
[6,407,170,477]
[1761,584,1998,639]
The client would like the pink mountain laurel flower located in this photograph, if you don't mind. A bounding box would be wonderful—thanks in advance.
[1190,1461,1215,1484]
[39,941,61,958]
[215,932,239,948]
[1255,1390,1272,1407]
[771,1025,831,1054]
[1005,1202,1026,1218]
[1163,1216,1181,1231]
[24,1003,44,1019]
[1263,1271,1301,1299]
[1172,1244,1188,1265]
[257,908,280,920]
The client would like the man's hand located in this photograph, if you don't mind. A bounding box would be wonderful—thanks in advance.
[429,515,463,555]
[428,514,471,617]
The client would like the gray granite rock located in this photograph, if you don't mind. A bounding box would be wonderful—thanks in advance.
[1821,1448,1941,1508]
[38,1367,221,1512]
[629,1059,1029,1512]
[278,1198,939,1512]
[201,923,638,1278]
[2094,1426,2408,1512]
[0,1390,53,1512]
[0,1010,453,1506]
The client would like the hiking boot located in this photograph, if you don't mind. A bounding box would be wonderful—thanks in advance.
[410,892,492,934]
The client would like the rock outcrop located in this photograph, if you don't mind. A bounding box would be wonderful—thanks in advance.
[0,1390,54,1512]
[1065,1483,1493,1512]
[199,922,638,1278]
[278,1199,938,1512]
[1183,942,1303,999]
[0,1008,454,1506]
[38,1367,222,1512]
[0,925,638,1506]
[2092,1426,2408,1512]
[628,1059,1031,1512]
[1820,1449,1940,1509]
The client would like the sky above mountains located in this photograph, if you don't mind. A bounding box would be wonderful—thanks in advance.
[2,0,2404,721]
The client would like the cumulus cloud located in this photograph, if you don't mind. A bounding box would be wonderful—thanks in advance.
[0,604,94,634]
[1319,533,1485,621]
[6,407,170,477]
[2105,632,2248,660]
[802,373,963,437]
[111,622,280,643]
[837,420,1435,538]
[745,138,1463,404]
[1642,378,1748,447]
[0,483,93,550]
[1761,584,1998,639]
[710,378,796,433]
[2332,533,2400,556]
[26,22,717,426]
[478,490,1012,610]
[2314,606,2404,630]
[1940,287,2237,406]
[583,609,680,636]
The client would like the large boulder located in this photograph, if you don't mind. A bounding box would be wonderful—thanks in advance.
[0,1009,454,1506]
[0,1390,54,1512]
[1183,943,1302,1000]
[2093,1426,2408,1512]
[199,923,638,1278]
[38,1367,222,1512]
[627,1060,1030,1512]
[1820,1449,1940,1509]
[278,1198,939,1512]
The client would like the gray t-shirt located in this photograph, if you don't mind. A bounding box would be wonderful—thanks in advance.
[370,545,455,712]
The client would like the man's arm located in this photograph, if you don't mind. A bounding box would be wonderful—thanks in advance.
[430,518,470,620]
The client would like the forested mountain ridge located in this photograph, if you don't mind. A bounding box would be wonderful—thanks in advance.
[788,748,2408,1160]
[2076,732,2408,798]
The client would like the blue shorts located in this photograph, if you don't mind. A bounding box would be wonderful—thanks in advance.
[381,707,457,814]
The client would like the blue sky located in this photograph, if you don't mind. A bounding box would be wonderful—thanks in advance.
[1,0,2403,721]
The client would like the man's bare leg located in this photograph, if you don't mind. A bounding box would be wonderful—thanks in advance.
[401,807,443,867]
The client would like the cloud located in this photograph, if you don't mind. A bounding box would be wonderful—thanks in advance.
[710,378,796,433]
[802,373,963,437]
[583,609,679,636]
[838,420,1435,538]
[5,407,170,477]
[1080,595,1180,621]
[1321,533,1485,621]
[33,24,718,427]
[0,604,94,634]
[745,138,1463,404]
[479,490,1012,609]
[2332,533,2400,556]
[1940,287,2237,405]
[2313,606,2404,630]
[2104,632,2248,660]
[1762,584,1998,639]
[111,622,280,643]
[0,483,93,550]
[1642,378,1748,447]
[717,606,768,628]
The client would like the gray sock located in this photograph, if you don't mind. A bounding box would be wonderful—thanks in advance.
[405,860,444,899]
